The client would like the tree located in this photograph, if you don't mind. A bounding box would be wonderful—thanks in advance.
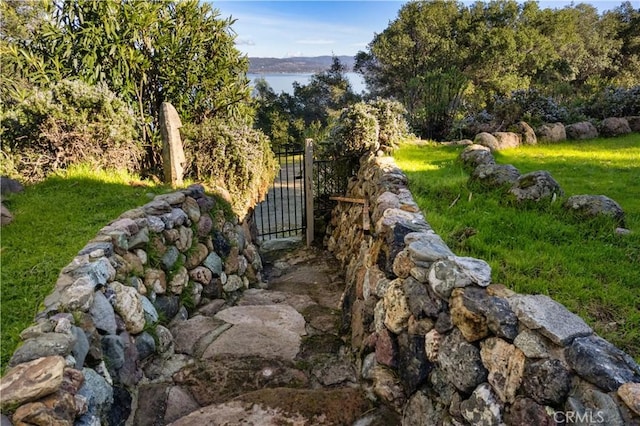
[2,0,252,170]
[356,0,635,139]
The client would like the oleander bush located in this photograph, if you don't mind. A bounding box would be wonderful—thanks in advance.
[0,79,142,182]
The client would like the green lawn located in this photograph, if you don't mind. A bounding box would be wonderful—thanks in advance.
[0,165,168,373]
[394,135,640,359]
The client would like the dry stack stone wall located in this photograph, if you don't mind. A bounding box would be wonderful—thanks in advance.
[326,153,640,425]
[1,184,264,425]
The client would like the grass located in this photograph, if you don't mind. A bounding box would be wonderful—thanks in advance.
[393,134,640,359]
[0,164,170,373]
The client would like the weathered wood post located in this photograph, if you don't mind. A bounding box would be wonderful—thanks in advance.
[304,138,314,247]
[159,102,186,187]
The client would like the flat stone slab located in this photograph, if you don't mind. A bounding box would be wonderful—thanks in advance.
[509,294,592,345]
[237,289,316,312]
[215,304,306,336]
[201,324,301,360]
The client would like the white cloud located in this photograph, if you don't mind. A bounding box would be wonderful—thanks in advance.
[236,38,256,46]
[297,39,335,45]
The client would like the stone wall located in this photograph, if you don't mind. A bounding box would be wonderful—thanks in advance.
[326,153,640,424]
[0,185,265,424]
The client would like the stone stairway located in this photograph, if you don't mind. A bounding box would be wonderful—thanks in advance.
[131,245,399,425]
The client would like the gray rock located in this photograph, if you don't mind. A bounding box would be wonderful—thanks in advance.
[129,227,149,249]
[564,194,625,226]
[77,367,114,423]
[471,163,521,189]
[79,241,114,257]
[565,335,640,392]
[101,335,125,371]
[515,121,537,145]
[161,208,189,229]
[513,329,551,358]
[68,256,116,287]
[403,390,447,426]
[600,117,631,137]
[170,315,226,356]
[140,295,159,324]
[162,245,180,270]
[566,121,599,140]
[135,331,156,360]
[460,383,504,426]
[164,386,201,424]
[492,131,521,149]
[154,295,181,321]
[407,233,454,266]
[203,252,223,276]
[223,274,244,292]
[474,132,501,151]
[147,215,166,232]
[509,170,563,203]
[521,358,571,405]
[459,144,495,171]
[0,176,24,194]
[402,277,443,319]
[259,236,303,254]
[509,294,592,345]
[461,288,518,341]
[8,333,75,366]
[537,122,566,143]
[397,332,431,395]
[565,380,625,426]
[71,325,90,368]
[428,256,492,300]
[155,192,186,205]
[437,329,488,393]
[90,290,117,335]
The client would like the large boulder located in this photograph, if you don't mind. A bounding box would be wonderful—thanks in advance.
[473,132,500,151]
[514,121,537,145]
[492,132,521,150]
[459,144,495,172]
[563,194,625,226]
[600,117,631,137]
[509,171,563,203]
[536,123,566,143]
[626,116,640,132]
[471,163,521,189]
[566,122,598,140]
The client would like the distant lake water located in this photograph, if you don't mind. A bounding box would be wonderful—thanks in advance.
[247,72,367,95]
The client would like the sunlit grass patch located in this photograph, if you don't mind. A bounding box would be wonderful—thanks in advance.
[394,135,640,360]
[0,165,169,373]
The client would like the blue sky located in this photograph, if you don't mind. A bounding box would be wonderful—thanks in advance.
[212,1,634,58]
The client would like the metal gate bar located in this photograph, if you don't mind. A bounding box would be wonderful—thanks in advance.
[254,146,306,240]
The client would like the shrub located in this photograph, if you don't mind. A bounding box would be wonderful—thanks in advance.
[181,118,278,218]
[0,79,142,181]
[367,99,409,152]
[579,86,640,119]
[492,89,569,127]
[324,102,380,159]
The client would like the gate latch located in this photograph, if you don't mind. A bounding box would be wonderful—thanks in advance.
[329,196,370,231]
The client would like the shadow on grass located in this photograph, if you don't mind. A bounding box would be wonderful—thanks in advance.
[0,173,167,374]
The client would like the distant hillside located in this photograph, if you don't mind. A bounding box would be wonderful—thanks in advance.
[249,56,355,73]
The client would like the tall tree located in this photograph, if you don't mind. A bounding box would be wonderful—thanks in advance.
[2,0,251,163]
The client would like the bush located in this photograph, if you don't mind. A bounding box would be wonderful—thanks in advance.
[1,79,142,181]
[367,99,409,152]
[492,89,569,127]
[579,86,640,119]
[182,118,278,217]
[324,102,379,159]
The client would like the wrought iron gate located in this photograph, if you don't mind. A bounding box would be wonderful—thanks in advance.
[253,140,356,242]
[253,145,306,240]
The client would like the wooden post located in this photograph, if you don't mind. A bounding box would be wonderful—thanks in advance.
[304,139,314,247]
